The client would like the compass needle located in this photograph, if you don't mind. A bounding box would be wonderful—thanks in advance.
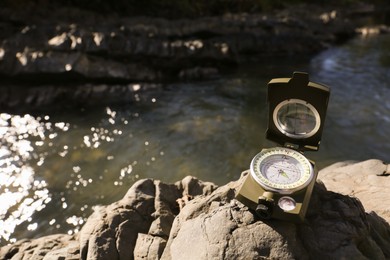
[280,171,289,179]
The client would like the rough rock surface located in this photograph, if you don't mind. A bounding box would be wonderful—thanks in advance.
[319,159,390,223]
[0,234,78,260]
[1,160,390,259]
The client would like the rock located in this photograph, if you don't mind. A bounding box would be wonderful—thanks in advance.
[0,234,78,260]
[318,159,390,223]
[0,10,337,84]
[133,233,166,259]
[161,172,390,259]
[77,176,216,260]
[0,83,162,112]
[0,4,363,111]
[0,3,388,111]
[1,160,390,259]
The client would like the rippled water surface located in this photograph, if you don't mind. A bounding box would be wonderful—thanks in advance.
[1,34,390,245]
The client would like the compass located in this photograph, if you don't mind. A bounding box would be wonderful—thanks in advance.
[235,72,330,222]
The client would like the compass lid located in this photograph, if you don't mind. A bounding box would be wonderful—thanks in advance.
[266,72,330,151]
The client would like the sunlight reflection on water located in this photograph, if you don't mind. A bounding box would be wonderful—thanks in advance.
[0,112,114,242]
[0,114,52,242]
[0,106,146,245]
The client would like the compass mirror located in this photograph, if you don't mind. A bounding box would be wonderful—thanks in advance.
[273,99,321,139]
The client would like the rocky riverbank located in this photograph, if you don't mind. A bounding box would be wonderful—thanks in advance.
[0,4,355,84]
[1,159,389,259]
[0,3,389,111]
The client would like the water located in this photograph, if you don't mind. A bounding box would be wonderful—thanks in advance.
[1,34,389,245]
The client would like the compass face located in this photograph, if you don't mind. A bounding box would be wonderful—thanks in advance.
[273,99,321,139]
[250,147,314,193]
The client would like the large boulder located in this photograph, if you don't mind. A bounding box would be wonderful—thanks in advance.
[318,159,390,223]
[1,159,390,259]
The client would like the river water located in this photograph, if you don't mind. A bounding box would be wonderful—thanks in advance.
[1,34,389,245]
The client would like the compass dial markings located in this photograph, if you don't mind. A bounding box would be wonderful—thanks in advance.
[250,147,313,192]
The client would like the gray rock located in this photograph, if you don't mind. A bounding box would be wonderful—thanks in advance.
[318,159,390,223]
[1,160,390,259]
[76,176,216,260]
[0,234,78,260]
[161,172,390,259]
[133,233,166,259]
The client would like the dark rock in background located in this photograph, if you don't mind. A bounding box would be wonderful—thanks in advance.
[0,6,356,84]
[2,160,390,259]
[0,3,366,111]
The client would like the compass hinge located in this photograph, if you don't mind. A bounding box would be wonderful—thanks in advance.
[284,142,299,150]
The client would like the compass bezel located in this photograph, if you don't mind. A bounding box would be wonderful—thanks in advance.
[250,147,314,194]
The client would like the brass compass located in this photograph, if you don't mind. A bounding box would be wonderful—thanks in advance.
[235,72,330,222]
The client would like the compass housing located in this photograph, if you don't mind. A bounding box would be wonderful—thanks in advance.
[266,72,330,151]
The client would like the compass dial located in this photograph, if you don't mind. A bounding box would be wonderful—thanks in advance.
[250,147,313,193]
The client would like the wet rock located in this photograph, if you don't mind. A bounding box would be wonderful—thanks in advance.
[0,83,162,112]
[178,67,219,81]
[1,160,390,259]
